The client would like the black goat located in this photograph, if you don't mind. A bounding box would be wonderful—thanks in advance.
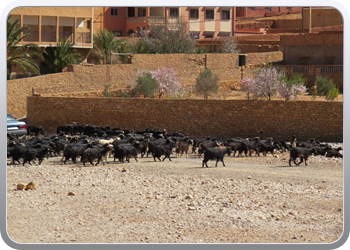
[22,145,51,166]
[152,143,175,162]
[113,142,140,163]
[326,147,343,158]
[202,147,232,168]
[81,144,114,166]
[289,147,316,166]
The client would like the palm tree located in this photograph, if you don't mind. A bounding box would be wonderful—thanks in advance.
[93,28,127,64]
[42,37,82,73]
[7,15,43,79]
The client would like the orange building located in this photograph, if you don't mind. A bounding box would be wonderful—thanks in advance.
[101,7,308,39]
[102,7,237,39]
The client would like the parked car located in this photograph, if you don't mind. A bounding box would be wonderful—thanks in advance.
[7,114,27,136]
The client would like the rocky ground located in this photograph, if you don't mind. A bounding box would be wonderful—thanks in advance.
[6,144,343,244]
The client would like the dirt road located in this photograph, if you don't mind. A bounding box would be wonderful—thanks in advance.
[6,151,343,244]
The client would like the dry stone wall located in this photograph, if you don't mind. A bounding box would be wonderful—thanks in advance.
[27,97,343,142]
[7,52,283,119]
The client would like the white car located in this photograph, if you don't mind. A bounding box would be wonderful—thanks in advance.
[7,114,27,136]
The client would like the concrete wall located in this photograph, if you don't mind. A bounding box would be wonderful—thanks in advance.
[27,97,343,142]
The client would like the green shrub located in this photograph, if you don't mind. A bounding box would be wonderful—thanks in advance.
[326,87,339,101]
[103,84,111,97]
[314,76,336,96]
[134,72,159,97]
[195,68,219,99]
[119,91,131,98]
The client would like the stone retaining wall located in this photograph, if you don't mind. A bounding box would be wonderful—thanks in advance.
[27,97,343,142]
[7,52,283,119]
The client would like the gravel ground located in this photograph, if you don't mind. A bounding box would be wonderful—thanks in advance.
[7,145,343,244]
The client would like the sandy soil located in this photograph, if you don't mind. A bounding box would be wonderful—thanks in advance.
[6,148,343,244]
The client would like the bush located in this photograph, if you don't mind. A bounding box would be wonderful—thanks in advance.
[221,36,240,54]
[150,68,182,98]
[195,68,219,99]
[314,76,336,96]
[119,91,131,98]
[240,69,308,101]
[278,73,307,101]
[326,87,339,101]
[134,72,159,97]
[103,85,111,97]
[128,39,151,54]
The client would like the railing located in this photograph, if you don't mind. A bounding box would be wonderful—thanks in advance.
[58,32,73,42]
[20,31,91,44]
[126,16,165,24]
[293,66,309,73]
[137,17,146,23]
[126,18,135,23]
[148,16,165,24]
[321,66,343,73]
[76,32,91,44]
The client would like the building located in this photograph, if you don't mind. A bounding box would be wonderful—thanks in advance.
[102,7,308,39]
[8,7,104,73]
[103,7,236,39]
[235,7,303,18]
[9,7,104,47]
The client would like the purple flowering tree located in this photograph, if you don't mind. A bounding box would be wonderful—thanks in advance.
[240,67,306,101]
[150,68,185,98]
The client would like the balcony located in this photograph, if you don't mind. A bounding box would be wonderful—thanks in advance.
[126,16,165,25]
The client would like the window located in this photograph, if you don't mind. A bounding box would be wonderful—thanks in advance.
[237,7,242,12]
[250,7,256,11]
[266,7,272,12]
[300,57,310,65]
[170,8,179,18]
[287,7,293,11]
[221,10,230,20]
[190,9,199,19]
[87,20,91,29]
[127,7,135,17]
[111,8,118,16]
[325,57,335,65]
[205,9,214,20]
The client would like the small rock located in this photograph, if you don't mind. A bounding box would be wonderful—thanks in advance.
[185,195,193,200]
[188,206,196,210]
[68,192,76,196]
[247,176,252,179]
[25,181,36,190]
[258,215,266,220]
[121,168,127,172]
[16,184,26,190]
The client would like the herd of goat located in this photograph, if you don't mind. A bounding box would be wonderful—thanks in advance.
[7,124,343,168]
